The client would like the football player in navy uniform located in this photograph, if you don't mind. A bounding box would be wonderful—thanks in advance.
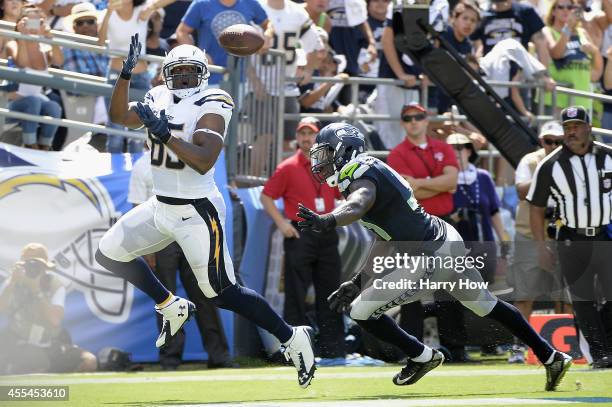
[297,123,572,391]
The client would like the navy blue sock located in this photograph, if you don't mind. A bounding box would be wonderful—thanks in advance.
[487,300,554,363]
[214,284,293,343]
[95,249,169,304]
[357,314,425,358]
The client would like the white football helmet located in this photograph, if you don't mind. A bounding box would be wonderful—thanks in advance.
[162,45,210,99]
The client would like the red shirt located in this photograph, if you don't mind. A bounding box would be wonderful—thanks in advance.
[263,151,342,221]
[387,136,458,216]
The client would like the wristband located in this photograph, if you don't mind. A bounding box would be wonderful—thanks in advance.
[322,213,337,230]
[157,131,171,144]
[120,71,132,80]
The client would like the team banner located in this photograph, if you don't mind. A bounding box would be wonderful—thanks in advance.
[0,144,234,362]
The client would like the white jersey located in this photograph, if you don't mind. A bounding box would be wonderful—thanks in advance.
[256,0,323,96]
[142,86,234,199]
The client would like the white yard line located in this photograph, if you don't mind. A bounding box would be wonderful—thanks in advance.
[168,398,578,407]
[0,367,605,386]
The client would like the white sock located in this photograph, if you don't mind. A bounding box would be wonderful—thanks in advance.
[412,346,433,363]
[544,351,557,365]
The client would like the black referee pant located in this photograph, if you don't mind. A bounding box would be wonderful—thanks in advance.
[557,227,612,362]
[283,225,346,359]
[154,242,231,368]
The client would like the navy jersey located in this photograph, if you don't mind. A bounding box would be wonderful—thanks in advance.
[338,155,446,242]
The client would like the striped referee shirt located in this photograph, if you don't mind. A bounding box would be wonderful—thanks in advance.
[527,141,612,229]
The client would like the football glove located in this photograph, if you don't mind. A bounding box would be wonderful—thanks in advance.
[296,203,336,233]
[327,281,360,314]
[120,34,141,80]
[133,103,171,144]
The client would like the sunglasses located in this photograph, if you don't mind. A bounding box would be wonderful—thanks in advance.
[75,18,96,27]
[401,113,427,122]
[555,4,576,10]
[543,138,563,146]
[452,144,471,151]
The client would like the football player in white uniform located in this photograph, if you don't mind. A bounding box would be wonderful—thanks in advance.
[95,34,316,388]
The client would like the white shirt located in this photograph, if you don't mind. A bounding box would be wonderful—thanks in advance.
[143,86,233,199]
[105,4,150,53]
[256,0,323,96]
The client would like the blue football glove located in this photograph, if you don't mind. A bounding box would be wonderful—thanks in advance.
[296,203,336,233]
[133,102,171,144]
[120,34,141,80]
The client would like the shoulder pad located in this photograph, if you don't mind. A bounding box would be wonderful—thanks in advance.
[337,155,376,192]
[193,90,235,109]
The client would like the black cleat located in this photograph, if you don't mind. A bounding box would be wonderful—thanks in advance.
[393,349,445,386]
[545,351,573,391]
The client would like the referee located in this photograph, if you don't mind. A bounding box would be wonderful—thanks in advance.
[527,106,612,369]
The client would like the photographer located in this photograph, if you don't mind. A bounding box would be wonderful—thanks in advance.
[0,243,97,374]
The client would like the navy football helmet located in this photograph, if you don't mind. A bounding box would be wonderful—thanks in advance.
[310,123,365,187]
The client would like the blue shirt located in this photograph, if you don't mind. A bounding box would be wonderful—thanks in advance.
[453,169,500,242]
[63,48,109,77]
[182,0,268,84]
[377,14,420,87]
[437,27,473,112]
[471,3,544,56]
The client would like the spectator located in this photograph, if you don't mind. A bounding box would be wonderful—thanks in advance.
[437,0,480,113]
[146,8,168,56]
[574,0,612,49]
[38,0,85,31]
[507,120,567,364]
[303,0,330,32]
[4,6,63,150]
[261,117,346,361]
[374,0,448,149]
[128,154,235,370]
[543,0,603,113]
[448,133,508,286]
[0,243,97,374]
[0,0,24,58]
[62,3,109,128]
[299,49,348,117]
[99,0,172,152]
[356,0,388,102]
[602,45,612,132]
[160,0,190,38]
[327,0,377,103]
[249,0,324,150]
[387,103,471,363]
[471,0,549,63]
[175,0,273,87]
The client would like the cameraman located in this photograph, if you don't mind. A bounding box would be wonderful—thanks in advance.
[0,243,97,374]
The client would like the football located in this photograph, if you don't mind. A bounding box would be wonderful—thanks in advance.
[218,24,265,57]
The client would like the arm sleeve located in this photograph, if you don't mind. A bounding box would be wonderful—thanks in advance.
[251,0,268,25]
[526,160,553,207]
[442,143,459,169]
[195,91,235,139]
[387,149,415,176]
[262,166,287,200]
[515,157,532,184]
[182,1,201,27]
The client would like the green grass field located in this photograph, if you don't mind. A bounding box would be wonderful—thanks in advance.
[1,362,611,407]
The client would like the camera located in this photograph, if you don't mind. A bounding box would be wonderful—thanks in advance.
[25,18,41,31]
[22,258,47,279]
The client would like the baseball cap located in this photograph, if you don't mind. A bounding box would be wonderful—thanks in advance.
[19,243,55,268]
[296,117,321,133]
[401,102,427,116]
[538,121,564,138]
[561,106,591,125]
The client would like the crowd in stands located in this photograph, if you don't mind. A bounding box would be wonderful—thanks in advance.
[0,0,611,368]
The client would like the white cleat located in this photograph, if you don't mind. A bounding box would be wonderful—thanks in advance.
[155,296,195,348]
[282,326,316,388]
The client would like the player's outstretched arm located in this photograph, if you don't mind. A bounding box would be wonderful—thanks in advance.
[331,178,377,226]
[166,113,224,175]
[109,34,145,128]
[297,178,376,232]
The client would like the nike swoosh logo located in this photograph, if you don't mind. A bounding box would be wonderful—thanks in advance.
[395,375,411,385]
[182,217,192,221]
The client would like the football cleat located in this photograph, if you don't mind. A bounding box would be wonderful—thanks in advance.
[545,351,573,391]
[393,349,445,386]
[508,345,526,364]
[281,326,316,388]
[155,296,195,348]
